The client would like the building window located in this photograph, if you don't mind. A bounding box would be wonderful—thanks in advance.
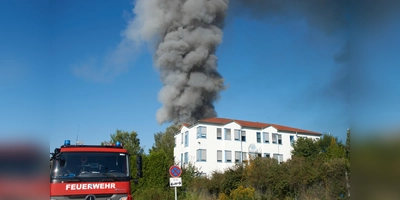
[217,128,222,140]
[181,132,183,144]
[249,152,257,159]
[234,129,240,141]
[197,126,207,138]
[184,131,189,147]
[180,153,183,167]
[272,133,282,144]
[264,153,270,158]
[217,150,222,162]
[242,152,247,161]
[225,128,231,140]
[235,151,241,163]
[225,150,232,162]
[197,149,207,162]
[290,135,294,146]
[184,152,189,164]
[273,154,283,164]
[241,131,246,141]
[278,134,282,144]
[256,132,261,143]
[263,132,269,143]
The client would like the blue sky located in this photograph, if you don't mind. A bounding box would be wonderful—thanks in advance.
[1,1,399,152]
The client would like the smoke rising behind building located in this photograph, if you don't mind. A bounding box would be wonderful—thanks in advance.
[129,0,350,125]
[125,0,399,126]
[125,0,228,124]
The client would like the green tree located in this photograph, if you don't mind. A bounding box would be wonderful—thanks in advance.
[321,158,348,198]
[345,129,351,199]
[208,171,225,198]
[326,137,346,159]
[132,125,182,199]
[316,133,342,155]
[150,124,180,158]
[221,165,246,196]
[346,129,350,160]
[103,129,143,155]
[141,151,171,189]
[286,156,323,199]
[268,160,291,199]
[291,137,319,158]
[246,157,275,195]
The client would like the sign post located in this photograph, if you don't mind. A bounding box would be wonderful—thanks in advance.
[169,166,182,200]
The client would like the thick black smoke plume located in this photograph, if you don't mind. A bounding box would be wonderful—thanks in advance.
[128,0,353,124]
[126,0,228,124]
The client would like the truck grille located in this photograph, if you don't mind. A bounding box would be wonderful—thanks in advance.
[66,194,113,199]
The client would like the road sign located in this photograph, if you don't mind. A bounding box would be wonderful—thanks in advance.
[169,165,182,177]
[170,177,182,187]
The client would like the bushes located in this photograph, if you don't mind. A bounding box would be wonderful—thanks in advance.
[230,186,256,200]
[180,134,350,199]
[133,187,174,200]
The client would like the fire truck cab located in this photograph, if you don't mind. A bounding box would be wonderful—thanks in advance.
[50,140,134,200]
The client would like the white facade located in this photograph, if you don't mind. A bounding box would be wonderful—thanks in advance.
[173,118,321,176]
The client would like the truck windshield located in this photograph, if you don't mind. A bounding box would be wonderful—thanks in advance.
[51,152,129,182]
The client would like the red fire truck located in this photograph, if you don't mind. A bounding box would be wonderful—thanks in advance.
[50,140,141,200]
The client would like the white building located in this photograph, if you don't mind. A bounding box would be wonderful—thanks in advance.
[174,118,321,176]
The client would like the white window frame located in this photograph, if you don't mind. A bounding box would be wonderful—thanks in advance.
[241,131,246,141]
[234,129,240,141]
[217,128,222,140]
[225,150,232,162]
[242,152,247,161]
[263,132,269,143]
[235,151,241,163]
[181,132,183,144]
[278,134,282,145]
[225,128,231,140]
[256,132,261,143]
[272,133,277,144]
[180,153,183,166]
[197,149,207,162]
[290,135,295,146]
[272,133,282,145]
[249,152,257,159]
[184,152,189,164]
[197,126,207,139]
[273,153,283,164]
[217,150,222,162]
[184,131,189,147]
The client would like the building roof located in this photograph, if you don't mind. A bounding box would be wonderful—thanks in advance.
[182,117,321,136]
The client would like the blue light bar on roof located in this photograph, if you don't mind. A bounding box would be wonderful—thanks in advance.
[64,140,71,146]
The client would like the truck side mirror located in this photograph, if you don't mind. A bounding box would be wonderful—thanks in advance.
[136,155,143,178]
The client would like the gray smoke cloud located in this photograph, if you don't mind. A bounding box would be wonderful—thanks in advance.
[125,0,228,124]
[127,0,352,125]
